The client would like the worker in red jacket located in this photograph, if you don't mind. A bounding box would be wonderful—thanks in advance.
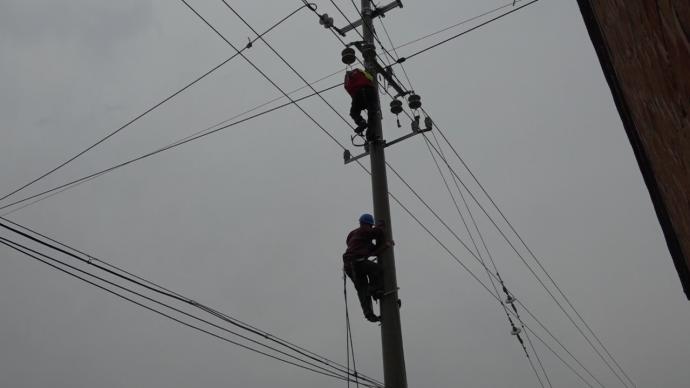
[344,68,377,140]
[342,213,393,322]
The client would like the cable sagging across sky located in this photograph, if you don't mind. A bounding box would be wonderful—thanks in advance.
[0,220,384,387]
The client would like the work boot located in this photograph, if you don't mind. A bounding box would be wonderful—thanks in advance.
[354,118,368,134]
[365,312,380,322]
[371,288,384,300]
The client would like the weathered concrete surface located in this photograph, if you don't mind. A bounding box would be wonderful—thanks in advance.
[577,0,690,298]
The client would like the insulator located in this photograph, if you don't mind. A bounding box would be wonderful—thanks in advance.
[341,47,356,65]
[510,327,522,336]
[424,116,433,131]
[319,14,334,29]
[408,94,421,110]
[390,99,403,115]
[505,295,517,304]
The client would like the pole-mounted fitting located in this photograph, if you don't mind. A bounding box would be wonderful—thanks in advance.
[360,42,376,59]
[319,13,334,29]
[341,47,357,64]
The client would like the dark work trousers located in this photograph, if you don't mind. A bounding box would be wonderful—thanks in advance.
[349,86,378,139]
[344,258,382,318]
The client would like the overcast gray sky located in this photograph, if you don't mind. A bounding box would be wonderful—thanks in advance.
[1,1,688,387]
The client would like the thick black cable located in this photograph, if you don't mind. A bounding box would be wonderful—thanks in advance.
[0,4,311,206]
[0,83,343,213]
[0,218,384,387]
[343,272,361,388]
[0,221,186,303]
[0,237,381,387]
[395,0,540,63]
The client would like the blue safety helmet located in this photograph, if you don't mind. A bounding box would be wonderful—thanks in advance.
[359,213,374,225]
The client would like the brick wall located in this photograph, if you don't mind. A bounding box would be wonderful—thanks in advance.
[577,0,690,298]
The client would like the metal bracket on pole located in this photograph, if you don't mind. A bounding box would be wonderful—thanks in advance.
[344,116,432,165]
[350,43,408,97]
[336,0,403,36]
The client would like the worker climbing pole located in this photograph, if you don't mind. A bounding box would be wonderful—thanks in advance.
[343,213,393,322]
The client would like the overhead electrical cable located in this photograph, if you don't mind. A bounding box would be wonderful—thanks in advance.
[426,131,553,387]
[424,114,636,388]
[393,0,541,64]
[5,2,621,386]
[0,220,384,387]
[178,0,353,144]
[422,134,547,388]
[181,4,617,386]
[381,187,598,388]
[0,83,343,214]
[0,3,313,206]
[416,136,613,388]
[384,160,604,388]
[295,5,606,386]
[218,0,358,133]
[421,135,548,388]
[391,0,528,52]
[0,237,381,387]
[376,17,414,92]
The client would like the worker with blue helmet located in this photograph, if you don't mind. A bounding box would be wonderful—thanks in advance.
[342,213,393,322]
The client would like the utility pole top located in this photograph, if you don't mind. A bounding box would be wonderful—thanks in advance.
[336,1,403,36]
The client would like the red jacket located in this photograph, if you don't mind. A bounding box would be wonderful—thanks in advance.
[344,69,374,96]
[343,225,385,262]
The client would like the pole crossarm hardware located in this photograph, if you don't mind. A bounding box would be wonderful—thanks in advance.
[350,42,408,97]
[344,116,432,164]
[335,1,403,36]
[343,40,430,166]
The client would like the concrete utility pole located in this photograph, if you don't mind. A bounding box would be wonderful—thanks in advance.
[360,1,408,387]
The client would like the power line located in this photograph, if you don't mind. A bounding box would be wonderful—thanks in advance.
[382,148,615,386]
[0,83,343,214]
[177,0,352,152]
[426,130,553,387]
[381,186,599,388]
[422,133,548,388]
[295,5,608,386]
[214,4,623,385]
[0,220,384,387]
[394,0,541,64]
[417,135,613,388]
[0,237,381,387]
[426,116,636,387]
[390,0,527,52]
[219,0,357,133]
[0,4,312,206]
[6,2,625,386]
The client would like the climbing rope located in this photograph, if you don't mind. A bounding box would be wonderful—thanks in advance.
[343,272,361,388]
